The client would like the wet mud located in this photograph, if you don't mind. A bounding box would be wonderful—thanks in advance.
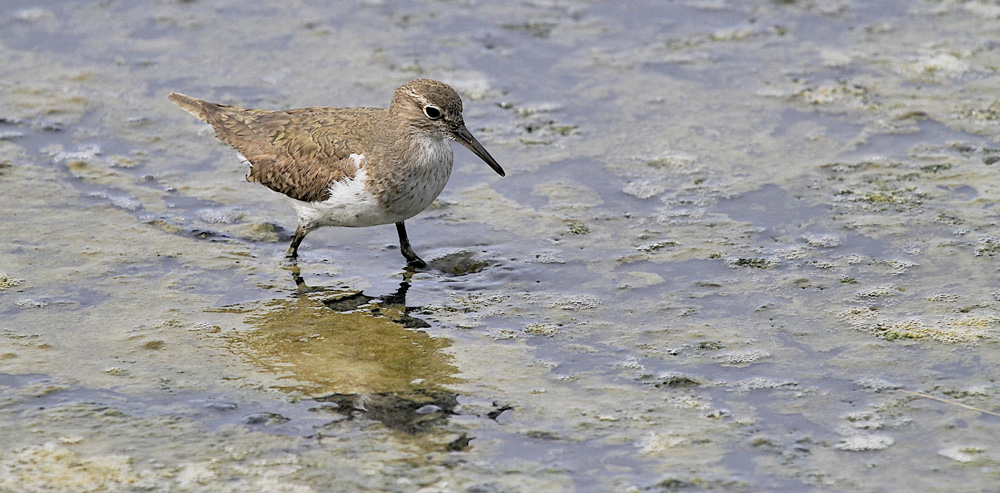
[2,1,1000,491]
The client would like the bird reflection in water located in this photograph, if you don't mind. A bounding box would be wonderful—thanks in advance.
[229,264,462,437]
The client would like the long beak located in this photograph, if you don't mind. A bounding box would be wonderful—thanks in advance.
[455,126,505,177]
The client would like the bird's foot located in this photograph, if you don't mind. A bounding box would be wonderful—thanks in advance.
[405,255,427,269]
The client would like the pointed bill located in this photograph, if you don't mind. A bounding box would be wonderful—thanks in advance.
[455,126,505,177]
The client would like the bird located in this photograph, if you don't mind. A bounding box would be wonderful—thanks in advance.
[167,78,505,267]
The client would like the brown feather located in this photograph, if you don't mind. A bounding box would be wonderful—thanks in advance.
[168,93,375,203]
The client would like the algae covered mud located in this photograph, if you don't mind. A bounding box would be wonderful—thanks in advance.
[2,0,1000,490]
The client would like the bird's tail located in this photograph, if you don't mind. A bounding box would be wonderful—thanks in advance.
[167,92,210,123]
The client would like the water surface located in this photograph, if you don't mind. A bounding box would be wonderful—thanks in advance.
[2,1,1000,490]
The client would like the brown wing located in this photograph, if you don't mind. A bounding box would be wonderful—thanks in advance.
[168,92,380,202]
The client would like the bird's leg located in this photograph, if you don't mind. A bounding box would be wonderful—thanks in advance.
[286,224,309,258]
[395,221,426,268]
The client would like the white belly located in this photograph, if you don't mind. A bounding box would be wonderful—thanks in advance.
[289,140,453,229]
[289,168,389,228]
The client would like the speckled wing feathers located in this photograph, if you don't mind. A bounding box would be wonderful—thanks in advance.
[168,93,377,203]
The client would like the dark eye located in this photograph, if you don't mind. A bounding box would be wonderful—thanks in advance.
[423,105,442,120]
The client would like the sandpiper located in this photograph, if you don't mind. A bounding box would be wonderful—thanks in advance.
[168,79,505,267]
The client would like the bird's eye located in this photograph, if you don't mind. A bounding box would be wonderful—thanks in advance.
[423,105,442,120]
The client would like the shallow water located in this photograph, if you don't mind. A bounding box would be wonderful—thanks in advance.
[2,0,1000,490]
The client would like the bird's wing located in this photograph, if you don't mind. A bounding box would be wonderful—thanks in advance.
[168,93,379,203]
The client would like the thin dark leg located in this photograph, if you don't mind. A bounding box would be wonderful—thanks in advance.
[286,224,308,258]
[395,221,426,268]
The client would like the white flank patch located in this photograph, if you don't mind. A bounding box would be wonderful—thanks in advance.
[288,136,455,230]
[348,153,366,167]
[289,168,386,228]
